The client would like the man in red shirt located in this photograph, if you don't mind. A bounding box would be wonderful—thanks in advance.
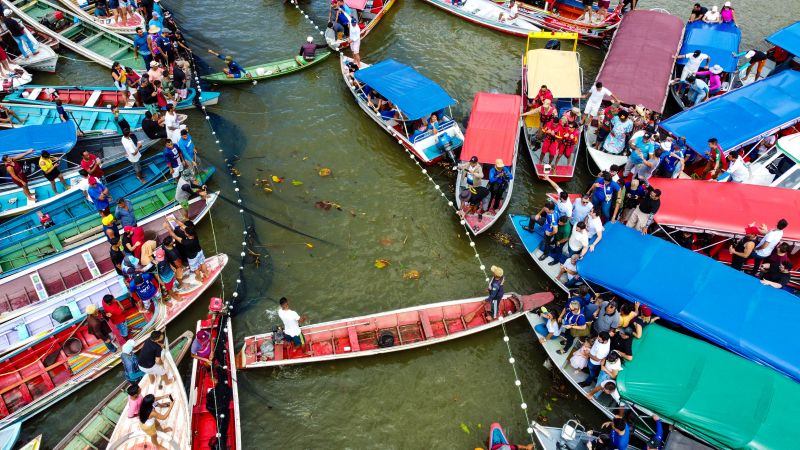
[103,294,129,343]
[122,225,145,259]
[80,151,104,177]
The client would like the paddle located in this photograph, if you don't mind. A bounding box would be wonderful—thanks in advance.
[462,302,488,324]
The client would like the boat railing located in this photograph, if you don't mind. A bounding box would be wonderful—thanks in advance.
[411,119,457,143]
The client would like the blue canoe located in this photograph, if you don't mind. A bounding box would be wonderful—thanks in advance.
[509,214,570,293]
[4,85,220,111]
[0,122,77,157]
[578,222,800,383]
[0,102,147,132]
[0,423,20,450]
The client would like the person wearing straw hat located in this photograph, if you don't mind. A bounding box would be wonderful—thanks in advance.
[86,304,118,353]
[484,266,505,321]
[297,36,328,66]
[695,64,724,96]
[487,159,512,214]
[207,48,250,79]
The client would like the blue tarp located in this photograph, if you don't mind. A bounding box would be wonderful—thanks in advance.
[767,21,800,56]
[354,59,456,121]
[677,22,740,73]
[577,223,800,383]
[0,122,77,158]
[660,70,800,153]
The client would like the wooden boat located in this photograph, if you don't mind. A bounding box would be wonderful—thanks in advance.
[237,292,553,368]
[189,309,241,449]
[201,51,331,84]
[57,0,146,35]
[4,32,59,72]
[0,181,175,278]
[106,334,192,450]
[5,85,221,110]
[516,0,622,47]
[418,0,540,37]
[0,194,217,314]
[532,420,643,450]
[16,434,41,450]
[0,150,168,222]
[521,31,583,182]
[4,0,145,71]
[340,55,464,165]
[0,422,20,450]
[0,64,31,93]
[509,214,569,293]
[0,252,227,428]
[0,102,147,131]
[455,92,521,235]
[325,0,396,49]
[488,422,511,448]
[53,331,193,450]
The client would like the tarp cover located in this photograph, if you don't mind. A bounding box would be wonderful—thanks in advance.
[677,21,740,73]
[354,59,456,121]
[618,325,800,450]
[461,93,521,165]
[577,223,800,383]
[0,122,77,158]
[595,10,683,112]
[767,21,800,56]
[525,49,582,99]
[660,70,800,153]
[345,0,368,9]
[650,178,800,243]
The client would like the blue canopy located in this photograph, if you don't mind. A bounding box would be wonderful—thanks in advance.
[660,70,800,153]
[577,223,800,383]
[677,22,740,73]
[767,21,800,56]
[0,122,77,158]
[354,59,456,121]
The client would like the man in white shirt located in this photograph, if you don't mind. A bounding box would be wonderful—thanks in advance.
[566,221,590,258]
[586,208,604,251]
[278,297,307,348]
[164,104,181,144]
[348,18,361,65]
[717,150,748,182]
[543,175,573,221]
[582,81,619,127]
[702,5,721,23]
[750,219,788,275]
[558,253,582,289]
[121,128,145,182]
[571,194,593,226]
[675,49,710,80]
[75,169,93,203]
[580,331,610,387]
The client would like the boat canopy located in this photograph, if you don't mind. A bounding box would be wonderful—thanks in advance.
[677,22,740,73]
[354,59,456,121]
[461,93,521,165]
[577,223,800,383]
[777,133,800,163]
[618,325,800,450]
[660,70,800,153]
[650,178,800,243]
[0,122,77,157]
[767,21,800,56]
[345,0,368,9]
[595,10,684,112]
[525,49,582,99]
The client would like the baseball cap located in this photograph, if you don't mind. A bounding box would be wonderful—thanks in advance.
[88,176,98,185]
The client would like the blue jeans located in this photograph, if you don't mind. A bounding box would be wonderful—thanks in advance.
[534,323,559,340]
[586,361,601,385]
[689,87,708,105]
[594,370,611,399]
[103,339,117,353]
[564,276,583,289]
[116,321,129,338]
[13,33,38,58]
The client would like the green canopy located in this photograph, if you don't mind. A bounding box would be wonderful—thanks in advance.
[617,325,800,450]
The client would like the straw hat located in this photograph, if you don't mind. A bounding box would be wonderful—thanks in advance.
[709,64,723,75]
[101,214,115,226]
[490,265,504,277]
[495,159,504,168]
[85,304,97,315]
[148,25,160,34]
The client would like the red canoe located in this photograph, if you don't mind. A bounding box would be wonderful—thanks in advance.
[237,292,554,369]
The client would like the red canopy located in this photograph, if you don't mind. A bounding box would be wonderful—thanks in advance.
[461,92,521,165]
[595,10,684,113]
[345,0,368,9]
[651,179,800,243]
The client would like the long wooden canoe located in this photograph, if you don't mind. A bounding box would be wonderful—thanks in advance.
[0,252,227,428]
[56,0,146,35]
[5,0,145,71]
[237,292,554,368]
[53,331,194,450]
[106,333,192,449]
[0,102,147,131]
[0,194,217,314]
[201,51,331,84]
[189,312,241,449]
[4,85,221,110]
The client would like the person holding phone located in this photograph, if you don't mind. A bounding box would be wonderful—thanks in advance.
[137,393,175,448]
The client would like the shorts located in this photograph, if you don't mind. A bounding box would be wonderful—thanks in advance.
[287,333,305,347]
[140,290,161,309]
[584,101,602,117]
[162,277,175,291]
[108,0,119,8]
[139,363,166,376]
[44,167,61,181]
[130,160,142,175]
[170,163,183,178]
[231,72,242,79]
[351,39,361,53]
[542,138,559,156]
[562,144,575,158]
[188,250,206,272]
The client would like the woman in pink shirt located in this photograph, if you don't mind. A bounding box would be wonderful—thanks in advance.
[720,1,737,25]
[696,64,723,96]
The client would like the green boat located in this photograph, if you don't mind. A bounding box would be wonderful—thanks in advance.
[5,0,144,71]
[53,331,194,450]
[201,51,332,84]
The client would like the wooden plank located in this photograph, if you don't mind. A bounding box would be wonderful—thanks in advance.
[418,310,434,339]
[346,326,361,352]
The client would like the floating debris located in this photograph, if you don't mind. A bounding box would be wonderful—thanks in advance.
[490,231,515,247]
[271,175,284,183]
[291,180,304,186]
[374,259,390,269]
[319,167,332,177]
[230,168,241,177]
[460,423,470,434]
[379,237,394,247]
[314,201,342,211]
[403,270,420,280]
[305,243,314,249]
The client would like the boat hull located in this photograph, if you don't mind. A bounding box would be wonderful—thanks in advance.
[326,0,397,49]
[0,102,146,131]
[0,65,32,93]
[9,36,58,72]
[201,52,331,84]
[56,0,146,34]
[419,0,540,37]
[4,86,218,110]
[509,214,570,293]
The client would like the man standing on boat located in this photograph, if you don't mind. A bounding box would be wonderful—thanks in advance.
[581,82,619,128]
[348,19,361,65]
[138,330,172,385]
[484,266,505,321]
[278,297,308,351]
[86,304,118,353]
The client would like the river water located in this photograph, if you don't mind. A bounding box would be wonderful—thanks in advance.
[19,0,798,448]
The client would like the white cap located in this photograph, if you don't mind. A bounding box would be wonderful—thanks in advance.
[724,1,731,6]
[179,124,187,130]
[746,50,755,59]
[307,36,313,43]
[3,9,11,16]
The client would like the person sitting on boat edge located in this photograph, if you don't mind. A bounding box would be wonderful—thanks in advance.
[535,307,561,343]
[688,2,707,22]
[558,121,580,164]
[539,118,562,166]
[702,5,721,23]
[207,49,250,79]
[484,266,505,321]
[557,300,588,354]
[278,297,309,351]
[191,329,213,366]
[558,253,583,288]
[298,36,328,66]
[137,393,176,449]
[0,104,26,125]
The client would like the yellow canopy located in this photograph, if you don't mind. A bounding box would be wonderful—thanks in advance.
[525,49,582,99]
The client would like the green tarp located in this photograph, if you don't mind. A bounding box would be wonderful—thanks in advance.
[617,325,800,450]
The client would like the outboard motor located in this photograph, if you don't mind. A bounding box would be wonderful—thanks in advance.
[544,39,561,50]
[437,132,457,163]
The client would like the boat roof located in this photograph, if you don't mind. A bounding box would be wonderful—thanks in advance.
[0,122,77,157]
[777,133,800,163]
[577,223,800,383]
[461,92,521,165]
[345,0,368,9]
[767,21,800,56]
[619,325,800,450]
[595,10,684,112]
[660,70,800,153]
[525,49,581,99]
[354,59,456,121]
[650,178,800,242]
[677,21,741,73]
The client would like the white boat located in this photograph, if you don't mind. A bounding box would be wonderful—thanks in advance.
[745,133,800,189]
[0,64,31,93]
[584,127,628,172]
[56,0,146,34]
[106,335,192,450]
[8,30,58,72]
[418,0,540,37]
